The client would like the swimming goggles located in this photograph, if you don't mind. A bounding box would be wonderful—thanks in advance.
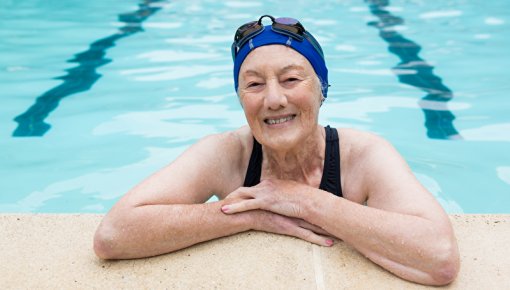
[231,15,324,60]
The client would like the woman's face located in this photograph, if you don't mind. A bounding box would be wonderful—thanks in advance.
[238,45,322,150]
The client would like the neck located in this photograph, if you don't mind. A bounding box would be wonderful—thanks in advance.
[261,125,325,184]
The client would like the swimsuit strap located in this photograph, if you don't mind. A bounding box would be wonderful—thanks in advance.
[319,125,343,197]
[243,126,343,197]
[243,137,262,187]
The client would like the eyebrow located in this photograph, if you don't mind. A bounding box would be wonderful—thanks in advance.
[280,64,305,74]
[242,70,263,77]
[242,64,305,77]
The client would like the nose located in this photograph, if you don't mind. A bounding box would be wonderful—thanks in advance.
[264,79,288,110]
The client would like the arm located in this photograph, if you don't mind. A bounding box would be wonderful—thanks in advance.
[308,135,460,285]
[94,131,332,259]
[221,133,459,285]
[94,201,250,259]
[306,191,459,286]
[93,133,249,259]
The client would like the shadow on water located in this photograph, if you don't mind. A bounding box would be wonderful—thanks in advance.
[12,0,167,137]
[365,0,462,140]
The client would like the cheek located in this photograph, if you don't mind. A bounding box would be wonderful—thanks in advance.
[240,95,260,121]
[297,87,321,116]
[301,102,319,121]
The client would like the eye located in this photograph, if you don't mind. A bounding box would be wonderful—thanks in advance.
[283,77,301,86]
[285,77,300,84]
[247,82,262,88]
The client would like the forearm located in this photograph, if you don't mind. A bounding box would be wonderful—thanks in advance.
[305,193,459,285]
[94,201,250,259]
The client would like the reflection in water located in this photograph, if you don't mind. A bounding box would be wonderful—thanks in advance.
[13,0,166,137]
[365,0,461,140]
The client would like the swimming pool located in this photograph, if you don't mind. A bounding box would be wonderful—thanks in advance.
[1,0,509,213]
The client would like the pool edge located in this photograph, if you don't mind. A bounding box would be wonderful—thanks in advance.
[0,214,508,289]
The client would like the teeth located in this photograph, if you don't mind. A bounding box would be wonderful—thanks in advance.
[266,115,295,125]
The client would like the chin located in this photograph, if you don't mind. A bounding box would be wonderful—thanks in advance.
[259,127,304,149]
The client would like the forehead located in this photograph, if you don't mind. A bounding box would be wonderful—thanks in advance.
[239,45,314,75]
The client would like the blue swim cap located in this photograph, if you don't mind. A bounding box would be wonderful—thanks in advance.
[233,25,329,97]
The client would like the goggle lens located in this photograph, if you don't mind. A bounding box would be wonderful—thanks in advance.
[234,21,259,43]
[275,17,299,25]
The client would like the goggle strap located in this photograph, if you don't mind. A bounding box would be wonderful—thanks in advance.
[258,15,275,25]
[303,32,324,58]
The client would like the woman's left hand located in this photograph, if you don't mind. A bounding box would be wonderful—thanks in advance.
[221,179,312,219]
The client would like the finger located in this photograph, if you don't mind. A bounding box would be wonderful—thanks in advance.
[294,219,331,236]
[221,198,261,214]
[276,216,334,246]
[224,187,255,200]
[250,212,334,246]
[286,225,334,247]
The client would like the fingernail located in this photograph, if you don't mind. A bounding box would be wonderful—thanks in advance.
[325,239,334,246]
[221,205,229,212]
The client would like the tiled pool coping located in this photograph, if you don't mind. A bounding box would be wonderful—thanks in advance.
[1,214,508,289]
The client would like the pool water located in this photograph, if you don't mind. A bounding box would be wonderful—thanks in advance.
[1,0,509,213]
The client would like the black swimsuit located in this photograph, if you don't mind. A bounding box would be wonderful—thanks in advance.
[243,125,343,197]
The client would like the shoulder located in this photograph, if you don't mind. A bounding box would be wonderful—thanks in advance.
[337,127,392,169]
[338,127,389,150]
[191,126,253,196]
[337,128,447,221]
[336,128,401,201]
[198,126,253,161]
[134,126,254,204]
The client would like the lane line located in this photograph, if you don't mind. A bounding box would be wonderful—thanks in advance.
[12,0,167,137]
[365,0,462,140]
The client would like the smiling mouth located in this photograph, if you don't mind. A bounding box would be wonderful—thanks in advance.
[264,114,296,125]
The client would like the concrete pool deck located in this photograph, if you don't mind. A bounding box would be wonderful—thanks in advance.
[1,214,508,289]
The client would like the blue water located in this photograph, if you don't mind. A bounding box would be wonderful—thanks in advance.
[1,0,509,213]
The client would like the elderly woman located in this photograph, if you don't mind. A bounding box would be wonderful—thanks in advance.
[94,15,459,285]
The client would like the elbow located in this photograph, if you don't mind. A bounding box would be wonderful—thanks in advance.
[429,238,460,285]
[93,224,120,260]
[431,258,459,286]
